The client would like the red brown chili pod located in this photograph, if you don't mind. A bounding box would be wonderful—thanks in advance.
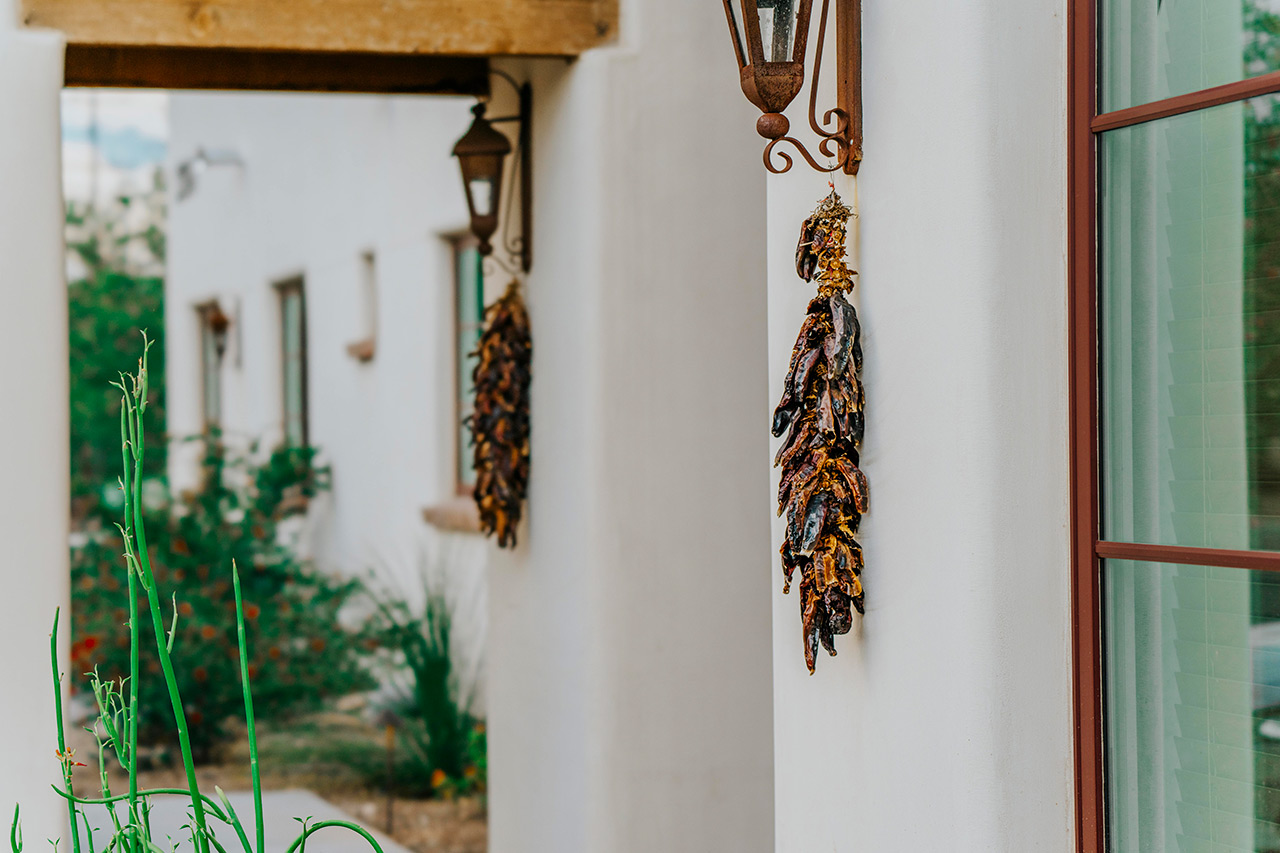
[467,280,532,548]
[774,190,867,673]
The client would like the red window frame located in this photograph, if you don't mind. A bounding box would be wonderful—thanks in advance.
[1067,4,1280,850]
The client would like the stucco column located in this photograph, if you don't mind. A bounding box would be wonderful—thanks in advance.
[768,1,1072,851]
[0,19,70,851]
[485,1,774,851]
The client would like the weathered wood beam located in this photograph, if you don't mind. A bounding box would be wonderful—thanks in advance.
[24,0,617,57]
[64,46,490,94]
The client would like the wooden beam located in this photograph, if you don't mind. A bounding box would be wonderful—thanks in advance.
[24,0,617,57]
[64,46,490,94]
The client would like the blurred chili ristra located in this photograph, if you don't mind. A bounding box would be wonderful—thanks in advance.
[773,190,867,673]
[467,279,532,548]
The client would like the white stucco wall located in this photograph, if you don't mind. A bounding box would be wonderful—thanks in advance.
[0,15,71,851]
[165,93,489,704]
[768,2,1073,851]
[484,2,776,851]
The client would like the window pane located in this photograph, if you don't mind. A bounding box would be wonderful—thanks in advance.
[1104,559,1280,851]
[1102,1,1278,113]
[280,284,307,446]
[1100,95,1280,550]
[200,314,220,428]
[456,244,483,490]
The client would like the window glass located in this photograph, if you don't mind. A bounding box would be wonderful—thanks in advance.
[1102,1,1278,113]
[1104,559,1280,851]
[199,307,221,429]
[279,280,308,446]
[455,242,484,491]
[1100,95,1280,551]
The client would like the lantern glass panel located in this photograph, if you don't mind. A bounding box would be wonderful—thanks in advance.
[757,0,798,63]
[725,1,746,64]
[469,176,496,218]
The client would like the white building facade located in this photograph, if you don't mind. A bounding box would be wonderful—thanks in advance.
[164,93,489,700]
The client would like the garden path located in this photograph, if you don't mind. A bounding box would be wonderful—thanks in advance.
[81,789,413,853]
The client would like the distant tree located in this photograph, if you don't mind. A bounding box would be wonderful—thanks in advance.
[66,169,167,522]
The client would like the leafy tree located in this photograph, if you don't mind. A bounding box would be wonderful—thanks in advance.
[66,174,167,523]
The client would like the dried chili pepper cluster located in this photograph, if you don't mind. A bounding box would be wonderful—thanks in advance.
[773,189,868,673]
[468,279,532,548]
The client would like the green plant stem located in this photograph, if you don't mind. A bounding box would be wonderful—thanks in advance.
[50,789,231,826]
[123,377,210,853]
[282,822,386,853]
[231,565,264,853]
[50,610,83,853]
[119,403,140,853]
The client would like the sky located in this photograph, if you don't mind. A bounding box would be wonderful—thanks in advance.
[61,89,169,204]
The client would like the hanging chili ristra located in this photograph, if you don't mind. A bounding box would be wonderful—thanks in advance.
[773,189,867,673]
[467,279,532,548]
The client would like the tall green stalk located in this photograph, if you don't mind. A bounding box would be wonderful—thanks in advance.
[232,565,264,853]
[119,403,141,853]
[50,610,83,853]
[119,339,211,853]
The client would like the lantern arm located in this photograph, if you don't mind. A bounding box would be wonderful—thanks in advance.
[485,67,533,274]
[748,0,861,175]
[804,0,850,152]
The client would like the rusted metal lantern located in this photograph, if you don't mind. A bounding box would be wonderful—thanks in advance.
[722,0,863,175]
[452,102,512,258]
[205,301,231,359]
[451,74,533,273]
[723,0,813,140]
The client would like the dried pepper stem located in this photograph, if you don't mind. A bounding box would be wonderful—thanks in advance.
[773,190,868,673]
[467,280,532,548]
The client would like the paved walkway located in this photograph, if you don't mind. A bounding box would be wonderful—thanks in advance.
[81,789,412,853]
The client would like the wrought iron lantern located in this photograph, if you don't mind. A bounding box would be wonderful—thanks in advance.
[452,73,533,273]
[204,301,231,359]
[452,102,511,257]
[722,0,862,174]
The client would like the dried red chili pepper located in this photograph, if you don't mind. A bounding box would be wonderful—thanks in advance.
[467,279,532,548]
[774,190,867,673]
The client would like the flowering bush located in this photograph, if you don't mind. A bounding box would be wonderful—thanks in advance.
[71,435,374,760]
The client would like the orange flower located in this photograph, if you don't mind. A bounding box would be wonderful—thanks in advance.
[268,646,282,660]
[179,601,194,617]
[243,603,261,620]
[200,625,218,640]
[193,666,208,682]
[55,748,87,768]
[430,769,447,789]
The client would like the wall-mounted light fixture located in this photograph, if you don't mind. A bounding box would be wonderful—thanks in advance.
[722,0,862,175]
[201,300,231,360]
[175,147,245,202]
[452,72,532,273]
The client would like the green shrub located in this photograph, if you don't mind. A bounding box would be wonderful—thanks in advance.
[371,584,486,798]
[71,434,374,761]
